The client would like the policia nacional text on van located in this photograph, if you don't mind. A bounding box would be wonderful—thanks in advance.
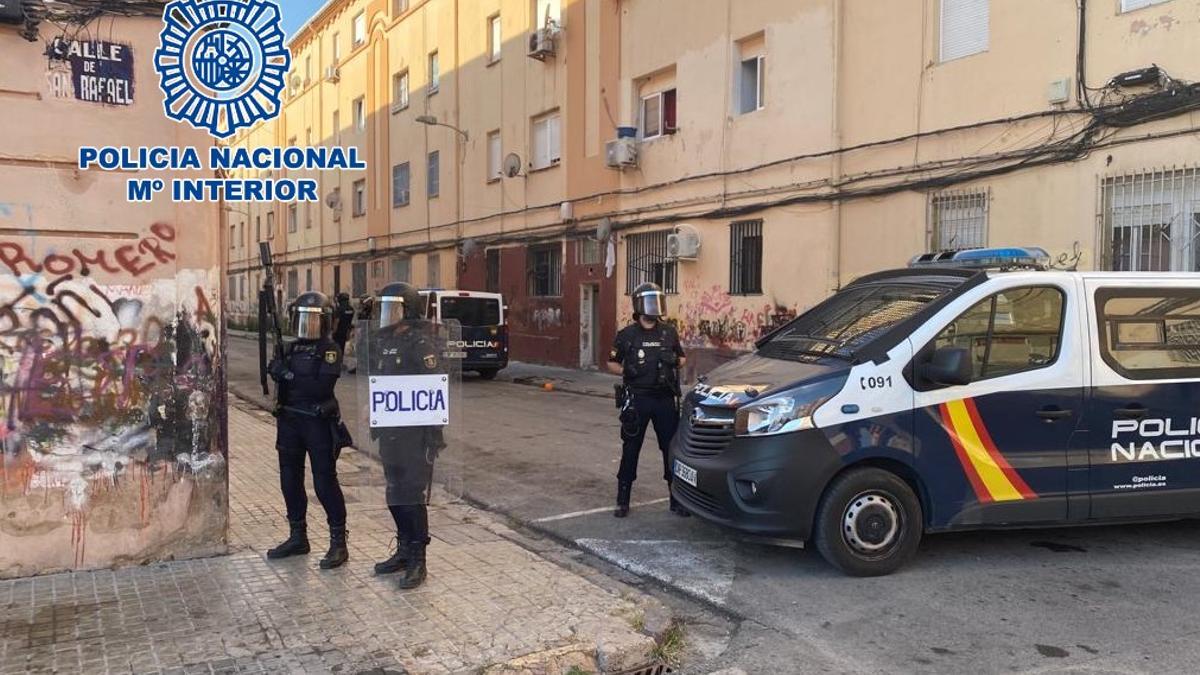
[669,247,1200,576]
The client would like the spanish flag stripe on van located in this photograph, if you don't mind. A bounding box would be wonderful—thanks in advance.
[938,399,1036,503]
[963,398,1037,499]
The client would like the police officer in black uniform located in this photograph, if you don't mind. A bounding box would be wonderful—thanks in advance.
[265,291,353,569]
[368,282,444,590]
[607,282,690,518]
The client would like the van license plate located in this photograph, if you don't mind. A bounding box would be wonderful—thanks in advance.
[673,461,697,487]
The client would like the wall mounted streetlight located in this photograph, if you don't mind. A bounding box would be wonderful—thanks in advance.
[416,115,469,266]
[415,115,468,141]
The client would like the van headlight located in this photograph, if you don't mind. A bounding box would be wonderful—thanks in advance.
[733,377,845,437]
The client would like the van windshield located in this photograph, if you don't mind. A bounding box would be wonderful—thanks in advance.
[440,296,502,327]
[759,282,949,361]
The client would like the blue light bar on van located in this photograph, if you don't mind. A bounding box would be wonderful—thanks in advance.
[908,246,1051,269]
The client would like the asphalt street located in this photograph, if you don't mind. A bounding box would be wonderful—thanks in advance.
[227,336,1200,674]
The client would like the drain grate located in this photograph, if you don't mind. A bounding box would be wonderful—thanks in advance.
[612,663,673,675]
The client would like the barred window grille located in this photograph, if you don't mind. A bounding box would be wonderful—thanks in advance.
[351,262,367,297]
[391,256,411,283]
[486,249,501,292]
[1100,167,1200,272]
[929,189,989,251]
[730,219,763,295]
[527,244,562,297]
[625,230,678,295]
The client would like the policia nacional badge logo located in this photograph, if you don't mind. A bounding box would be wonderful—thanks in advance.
[325,351,338,365]
[154,0,291,139]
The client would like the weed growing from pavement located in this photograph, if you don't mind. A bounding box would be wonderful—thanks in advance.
[565,667,593,675]
[629,611,646,632]
[652,619,686,665]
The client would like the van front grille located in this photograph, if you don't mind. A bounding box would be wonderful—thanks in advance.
[683,421,734,456]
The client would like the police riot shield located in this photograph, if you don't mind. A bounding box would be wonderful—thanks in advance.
[352,317,463,506]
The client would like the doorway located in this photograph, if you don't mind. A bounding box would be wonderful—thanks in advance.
[580,283,601,368]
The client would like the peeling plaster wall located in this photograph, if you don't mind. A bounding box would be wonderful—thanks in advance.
[0,19,226,578]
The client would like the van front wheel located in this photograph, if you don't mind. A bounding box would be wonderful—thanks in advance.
[813,468,922,577]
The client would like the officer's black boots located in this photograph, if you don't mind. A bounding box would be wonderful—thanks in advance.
[267,520,310,559]
[374,537,408,575]
[397,542,427,589]
[613,481,632,518]
[669,494,692,518]
[319,526,349,569]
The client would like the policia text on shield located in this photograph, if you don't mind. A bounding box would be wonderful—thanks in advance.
[608,283,690,519]
[361,282,450,590]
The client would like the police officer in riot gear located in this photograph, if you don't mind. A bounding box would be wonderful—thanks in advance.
[369,281,443,590]
[266,291,353,569]
[607,282,690,518]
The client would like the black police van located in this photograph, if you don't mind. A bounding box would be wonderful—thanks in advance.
[670,247,1200,575]
[420,290,509,379]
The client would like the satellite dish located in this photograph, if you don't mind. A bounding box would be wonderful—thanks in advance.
[325,191,342,210]
[503,153,523,178]
[461,238,480,257]
[595,217,613,243]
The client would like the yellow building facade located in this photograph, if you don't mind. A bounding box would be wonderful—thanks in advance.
[228,0,1200,373]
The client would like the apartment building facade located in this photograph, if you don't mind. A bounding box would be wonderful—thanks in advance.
[228,0,1200,373]
[226,0,623,368]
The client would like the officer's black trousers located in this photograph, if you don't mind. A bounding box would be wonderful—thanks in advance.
[387,504,430,545]
[618,393,679,484]
[276,415,347,528]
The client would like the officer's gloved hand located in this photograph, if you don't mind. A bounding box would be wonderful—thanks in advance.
[267,358,293,383]
[357,296,374,321]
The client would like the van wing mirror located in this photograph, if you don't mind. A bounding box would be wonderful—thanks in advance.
[921,346,972,387]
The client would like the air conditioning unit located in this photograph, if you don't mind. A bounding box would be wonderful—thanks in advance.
[667,226,701,261]
[324,65,340,83]
[527,28,556,60]
[605,138,638,169]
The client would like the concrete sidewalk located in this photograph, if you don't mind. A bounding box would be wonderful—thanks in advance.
[0,403,677,674]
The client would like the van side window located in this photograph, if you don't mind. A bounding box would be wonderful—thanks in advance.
[1096,289,1200,380]
[932,286,1065,381]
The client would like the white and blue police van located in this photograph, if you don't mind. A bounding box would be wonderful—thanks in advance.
[670,247,1200,576]
[419,289,509,379]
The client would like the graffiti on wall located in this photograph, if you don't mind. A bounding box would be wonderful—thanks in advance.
[674,280,798,352]
[0,222,222,566]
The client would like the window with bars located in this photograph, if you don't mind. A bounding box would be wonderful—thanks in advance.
[391,256,411,283]
[1101,167,1200,272]
[730,219,763,295]
[929,189,989,251]
[578,238,601,265]
[352,262,367,297]
[486,249,501,292]
[427,253,441,288]
[625,230,678,295]
[527,244,562,297]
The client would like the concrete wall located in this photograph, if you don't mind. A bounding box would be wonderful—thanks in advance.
[0,18,226,578]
